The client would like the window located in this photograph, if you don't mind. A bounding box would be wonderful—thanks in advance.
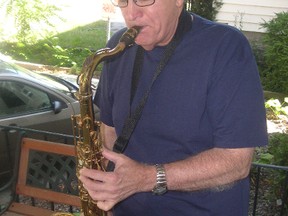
[0,81,52,117]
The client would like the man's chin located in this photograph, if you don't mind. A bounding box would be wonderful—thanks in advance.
[135,38,154,50]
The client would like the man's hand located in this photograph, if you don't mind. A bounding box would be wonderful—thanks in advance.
[79,148,155,211]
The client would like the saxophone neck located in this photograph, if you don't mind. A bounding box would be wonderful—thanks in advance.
[78,42,126,95]
[78,26,142,96]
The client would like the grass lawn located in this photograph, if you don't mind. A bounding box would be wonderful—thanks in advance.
[55,20,108,51]
[0,19,109,72]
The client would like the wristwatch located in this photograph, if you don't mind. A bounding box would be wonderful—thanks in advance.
[152,164,168,195]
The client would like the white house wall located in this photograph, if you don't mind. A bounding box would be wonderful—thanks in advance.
[216,0,288,32]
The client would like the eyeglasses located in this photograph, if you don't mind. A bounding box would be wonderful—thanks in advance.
[111,0,155,8]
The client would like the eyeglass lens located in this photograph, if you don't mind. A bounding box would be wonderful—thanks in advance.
[111,0,155,8]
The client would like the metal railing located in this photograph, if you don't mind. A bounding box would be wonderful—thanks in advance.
[250,163,288,216]
[0,125,74,141]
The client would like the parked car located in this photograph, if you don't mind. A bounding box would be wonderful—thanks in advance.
[0,58,99,182]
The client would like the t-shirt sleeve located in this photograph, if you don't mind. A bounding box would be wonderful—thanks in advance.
[207,31,268,148]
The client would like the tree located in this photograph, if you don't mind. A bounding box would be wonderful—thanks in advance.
[0,0,62,43]
[185,0,223,21]
[260,12,288,94]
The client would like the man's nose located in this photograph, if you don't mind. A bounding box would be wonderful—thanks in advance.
[122,0,143,21]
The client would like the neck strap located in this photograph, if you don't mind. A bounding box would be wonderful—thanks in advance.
[130,10,192,106]
[106,10,193,171]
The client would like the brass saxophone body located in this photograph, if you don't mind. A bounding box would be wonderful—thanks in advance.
[71,27,141,216]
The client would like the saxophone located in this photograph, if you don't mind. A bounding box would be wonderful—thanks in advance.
[71,26,141,216]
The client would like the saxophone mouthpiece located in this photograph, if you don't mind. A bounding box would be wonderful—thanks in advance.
[132,26,142,33]
[119,26,142,46]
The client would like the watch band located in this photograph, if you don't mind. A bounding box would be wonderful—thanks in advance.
[152,164,168,195]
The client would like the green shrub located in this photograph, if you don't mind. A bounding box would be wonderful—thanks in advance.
[1,0,62,43]
[268,133,288,166]
[0,40,76,67]
[260,12,288,94]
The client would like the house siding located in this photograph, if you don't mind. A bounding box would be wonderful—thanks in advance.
[216,0,288,32]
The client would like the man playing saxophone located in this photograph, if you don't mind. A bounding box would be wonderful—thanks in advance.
[79,0,268,215]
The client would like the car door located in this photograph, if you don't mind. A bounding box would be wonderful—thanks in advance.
[0,79,78,132]
[0,78,79,182]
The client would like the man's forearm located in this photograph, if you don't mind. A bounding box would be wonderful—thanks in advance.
[165,147,254,192]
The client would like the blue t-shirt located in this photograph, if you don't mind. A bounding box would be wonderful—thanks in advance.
[95,14,268,216]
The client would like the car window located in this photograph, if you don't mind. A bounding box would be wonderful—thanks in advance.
[0,81,52,118]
